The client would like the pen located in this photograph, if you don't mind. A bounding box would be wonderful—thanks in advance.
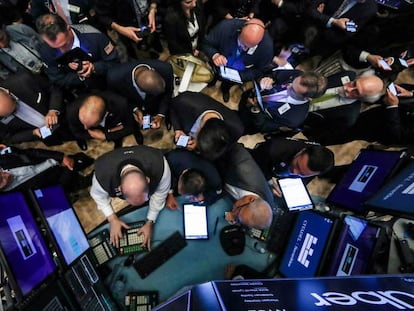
[213,216,219,235]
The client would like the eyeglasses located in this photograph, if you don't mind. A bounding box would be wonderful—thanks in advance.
[345,80,361,98]
[225,198,257,225]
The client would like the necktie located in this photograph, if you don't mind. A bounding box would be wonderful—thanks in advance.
[310,93,337,104]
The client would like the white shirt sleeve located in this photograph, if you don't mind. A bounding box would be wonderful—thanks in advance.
[147,158,171,222]
[90,174,114,218]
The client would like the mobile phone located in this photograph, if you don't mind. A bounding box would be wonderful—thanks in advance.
[379,59,392,71]
[399,58,409,68]
[0,147,11,155]
[136,25,151,39]
[388,82,397,96]
[176,135,190,148]
[345,21,357,33]
[142,115,151,130]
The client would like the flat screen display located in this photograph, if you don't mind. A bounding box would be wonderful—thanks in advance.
[183,204,209,240]
[326,150,404,214]
[278,177,313,211]
[279,210,334,278]
[0,192,56,296]
[32,185,90,265]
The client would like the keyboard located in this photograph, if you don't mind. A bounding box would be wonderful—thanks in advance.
[118,221,146,255]
[266,208,297,255]
[134,231,187,279]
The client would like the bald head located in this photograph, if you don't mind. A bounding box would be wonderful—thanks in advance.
[238,19,265,51]
[240,197,273,229]
[120,169,149,206]
[343,75,384,103]
[79,95,106,129]
[135,67,166,95]
[0,89,16,117]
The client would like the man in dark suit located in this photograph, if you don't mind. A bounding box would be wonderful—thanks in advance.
[165,149,222,209]
[215,143,274,229]
[90,145,171,249]
[36,13,119,91]
[238,70,327,134]
[169,91,244,159]
[0,144,92,193]
[303,71,384,144]
[66,91,143,148]
[107,59,174,129]
[202,18,273,102]
[305,0,378,56]
[0,72,74,145]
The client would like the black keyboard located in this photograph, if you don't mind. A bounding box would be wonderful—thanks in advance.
[134,231,187,279]
[266,208,297,255]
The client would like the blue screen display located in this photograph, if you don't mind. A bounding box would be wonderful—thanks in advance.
[279,210,334,278]
[327,150,403,214]
[32,185,90,265]
[0,192,56,295]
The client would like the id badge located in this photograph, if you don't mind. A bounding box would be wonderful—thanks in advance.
[278,103,291,115]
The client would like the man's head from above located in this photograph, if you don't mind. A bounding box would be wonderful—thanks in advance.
[36,14,73,51]
[134,65,166,95]
[0,167,13,190]
[0,29,10,49]
[289,145,334,178]
[0,88,16,118]
[226,195,273,229]
[79,95,106,129]
[339,75,384,103]
[288,72,328,101]
[196,118,231,160]
[178,168,207,201]
[119,166,149,206]
[238,19,266,51]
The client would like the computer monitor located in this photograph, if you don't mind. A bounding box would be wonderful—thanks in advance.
[29,185,90,266]
[278,210,337,278]
[326,149,406,214]
[365,161,414,219]
[0,192,56,298]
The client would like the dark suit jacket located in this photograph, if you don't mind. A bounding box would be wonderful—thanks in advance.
[250,137,320,180]
[215,143,275,208]
[202,18,273,81]
[66,90,137,141]
[0,72,63,143]
[0,147,66,192]
[169,91,244,142]
[240,70,309,133]
[163,1,206,55]
[165,149,222,204]
[213,0,261,19]
[107,60,173,117]
[30,0,95,24]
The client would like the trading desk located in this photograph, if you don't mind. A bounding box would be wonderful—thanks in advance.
[89,196,275,304]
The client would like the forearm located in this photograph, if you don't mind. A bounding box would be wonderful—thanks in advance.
[147,158,171,221]
[90,175,114,218]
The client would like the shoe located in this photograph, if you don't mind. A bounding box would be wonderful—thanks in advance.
[70,153,94,171]
[222,89,230,102]
[76,139,88,151]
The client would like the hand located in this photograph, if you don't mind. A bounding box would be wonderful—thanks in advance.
[134,109,144,126]
[272,0,283,6]
[45,110,59,128]
[332,18,349,30]
[62,155,74,170]
[272,56,288,67]
[212,53,227,67]
[366,54,383,68]
[0,144,6,150]
[317,2,325,13]
[148,9,157,32]
[114,24,142,42]
[174,130,186,143]
[151,115,163,129]
[166,193,179,210]
[33,128,41,138]
[271,177,282,197]
[186,137,197,151]
[260,77,274,90]
[384,89,399,107]
[193,49,200,57]
[407,58,414,66]
[108,214,130,248]
[395,84,413,98]
[77,61,94,78]
[138,221,153,250]
[108,124,124,133]
[88,128,105,140]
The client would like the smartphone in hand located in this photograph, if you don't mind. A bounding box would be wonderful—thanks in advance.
[142,115,151,130]
[176,135,190,148]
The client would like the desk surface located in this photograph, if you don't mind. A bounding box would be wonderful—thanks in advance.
[90,196,275,303]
